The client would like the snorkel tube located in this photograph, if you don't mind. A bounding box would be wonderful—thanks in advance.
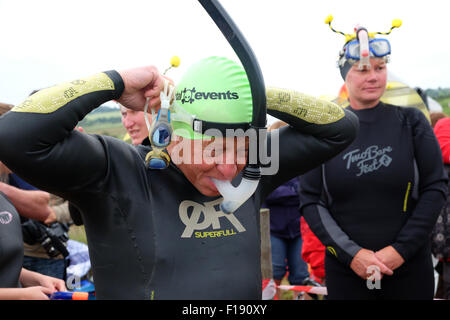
[356,26,370,70]
[198,0,267,213]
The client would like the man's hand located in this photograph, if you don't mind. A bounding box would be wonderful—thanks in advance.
[375,245,405,271]
[44,208,57,224]
[0,182,53,222]
[117,66,166,112]
[350,248,394,280]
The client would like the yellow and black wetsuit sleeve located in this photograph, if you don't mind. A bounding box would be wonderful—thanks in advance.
[0,70,124,195]
[259,87,359,200]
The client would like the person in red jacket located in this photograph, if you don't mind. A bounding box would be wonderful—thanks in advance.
[434,117,450,164]
[300,217,325,284]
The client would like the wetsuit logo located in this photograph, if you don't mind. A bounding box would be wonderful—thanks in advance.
[342,145,393,176]
[178,198,246,238]
[0,211,13,225]
[175,87,239,104]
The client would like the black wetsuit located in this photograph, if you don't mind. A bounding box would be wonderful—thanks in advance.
[0,72,358,299]
[0,192,23,288]
[299,102,448,299]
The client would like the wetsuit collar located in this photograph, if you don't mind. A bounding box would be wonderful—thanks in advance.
[348,101,384,123]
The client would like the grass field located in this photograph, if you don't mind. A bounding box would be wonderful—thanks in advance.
[69,225,87,244]
[438,97,450,115]
[82,121,126,139]
[79,110,126,139]
[84,110,121,120]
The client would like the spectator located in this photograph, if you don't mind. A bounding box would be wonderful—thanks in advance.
[434,117,450,164]
[119,102,150,146]
[0,105,71,280]
[430,112,447,128]
[432,116,450,299]
[0,168,65,299]
[262,121,310,299]
[299,21,447,299]
[300,216,325,284]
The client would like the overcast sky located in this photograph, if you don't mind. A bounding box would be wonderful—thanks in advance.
[1,0,449,106]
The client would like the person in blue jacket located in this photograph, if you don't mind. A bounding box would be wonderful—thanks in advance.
[263,121,309,294]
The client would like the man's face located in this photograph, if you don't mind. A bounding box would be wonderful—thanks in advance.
[169,136,248,197]
[120,107,149,145]
[345,58,387,108]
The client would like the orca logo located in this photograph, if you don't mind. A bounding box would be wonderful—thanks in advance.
[0,211,13,225]
[178,198,246,238]
[175,87,239,104]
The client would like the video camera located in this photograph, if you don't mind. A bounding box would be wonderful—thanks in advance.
[22,220,70,258]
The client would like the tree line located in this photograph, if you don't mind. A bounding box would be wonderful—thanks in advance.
[425,88,450,99]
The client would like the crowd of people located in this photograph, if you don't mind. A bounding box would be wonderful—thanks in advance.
[0,16,449,301]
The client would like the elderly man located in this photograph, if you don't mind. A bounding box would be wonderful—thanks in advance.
[0,56,358,299]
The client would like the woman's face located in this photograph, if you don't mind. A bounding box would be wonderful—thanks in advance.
[120,107,150,145]
[345,58,387,109]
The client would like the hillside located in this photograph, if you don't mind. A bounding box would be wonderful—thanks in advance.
[426,87,450,114]
[78,104,126,138]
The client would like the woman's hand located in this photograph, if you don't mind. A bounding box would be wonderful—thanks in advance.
[20,286,53,300]
[20,268,66,292]
[350,248,394,280]
[375,245,405,271]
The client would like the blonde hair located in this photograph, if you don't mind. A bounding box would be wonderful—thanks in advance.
[0,102,13,116]
[268,120,287,132]
[429,112,447,128]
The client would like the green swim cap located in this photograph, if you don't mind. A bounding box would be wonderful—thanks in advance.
[172,56,253,139]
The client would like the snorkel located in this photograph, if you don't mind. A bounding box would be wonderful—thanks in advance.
[198,0,267,213]
[325,14,402,77]
[356,26,370,70]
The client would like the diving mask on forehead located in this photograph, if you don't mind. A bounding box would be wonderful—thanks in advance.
[344,38,391,61]
[325,14,402,71]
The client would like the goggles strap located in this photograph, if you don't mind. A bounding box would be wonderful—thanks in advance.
[171,104,251,136]
[144,79,175,170]
[192,120,251,135]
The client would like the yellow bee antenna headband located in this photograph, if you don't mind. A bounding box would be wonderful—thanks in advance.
[324,14,402,43]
